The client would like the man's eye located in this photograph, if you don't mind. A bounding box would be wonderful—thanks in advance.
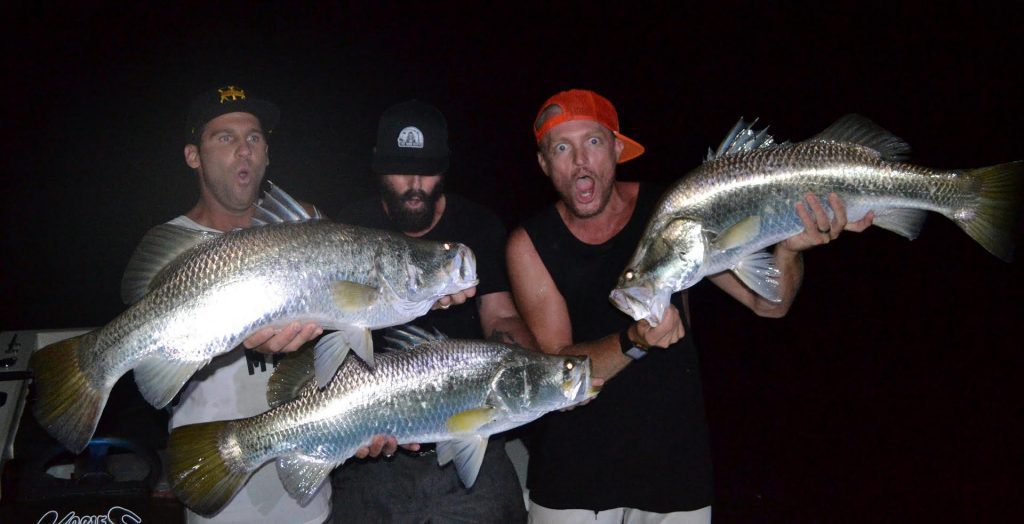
[217,135,232,143]
[555,144,568,153]
[248,135,262,144]
[589,137,600,145]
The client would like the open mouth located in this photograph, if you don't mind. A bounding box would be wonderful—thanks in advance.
[574,175,595,203]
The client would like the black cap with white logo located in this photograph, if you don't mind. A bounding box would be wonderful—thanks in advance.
[372,100,450,175]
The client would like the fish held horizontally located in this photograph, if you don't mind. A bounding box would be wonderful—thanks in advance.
[610,114,1021,324]
[29,184,478,453]
[166,326,597,517]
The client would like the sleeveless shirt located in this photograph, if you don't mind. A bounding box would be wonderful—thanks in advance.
[521,184,713,512]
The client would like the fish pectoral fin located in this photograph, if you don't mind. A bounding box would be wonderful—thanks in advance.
[276,454,338,505]
[712,215,761,251]
[732,251,782,303]
[133,357,209,409]
[872,208,928,240]
[313,327,373,387]
[330,281,380,312]
[445,407,498,433]
[436,435,489,488]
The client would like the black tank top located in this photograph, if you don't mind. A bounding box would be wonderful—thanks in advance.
[521,184,713,512]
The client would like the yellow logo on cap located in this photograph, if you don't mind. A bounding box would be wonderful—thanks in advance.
[218,86,246,104]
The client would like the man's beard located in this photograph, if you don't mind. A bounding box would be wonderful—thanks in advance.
[381,179,444,233]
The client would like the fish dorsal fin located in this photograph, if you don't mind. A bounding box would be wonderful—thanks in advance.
[811,114,911,161]
[276,454,338,506]
[382,325,446,351]
[251,180,321,226]
[121,224,221,304]
[705,118,783,161]
[712,215,761,251]
[267,345,317,408]
[436,435,489,488]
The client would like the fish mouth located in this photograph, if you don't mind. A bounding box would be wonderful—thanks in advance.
[450,243,479,290]
[567,358,598,404]
[610,286,672,325]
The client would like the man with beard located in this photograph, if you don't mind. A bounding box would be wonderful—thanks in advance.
[330,100,535,523]
[506,89,873,523]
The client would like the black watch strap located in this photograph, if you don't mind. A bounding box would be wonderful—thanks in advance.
[619,328,648,360]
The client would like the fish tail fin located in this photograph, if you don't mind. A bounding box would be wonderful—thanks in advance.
[167,420,253,517]
[960,160,1023,261]
[29,331,109,453]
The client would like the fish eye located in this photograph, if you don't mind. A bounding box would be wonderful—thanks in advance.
[624,270,635,281]
[564,360,574,371]
[443,242,452,250]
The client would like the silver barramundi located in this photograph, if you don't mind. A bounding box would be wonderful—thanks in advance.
[166,327,596,517]
[611,115,1021,323]
[29,185,478,453]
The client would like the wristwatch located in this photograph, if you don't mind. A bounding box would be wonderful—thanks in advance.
[619,326,649,360]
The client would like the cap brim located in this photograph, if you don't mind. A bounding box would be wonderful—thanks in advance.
[615,132,645,163]
[372,155,449,176]
[191,99,280,140]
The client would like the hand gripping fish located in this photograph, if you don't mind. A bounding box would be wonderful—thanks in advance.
[611,115,1021,324]
[29,184,478,453]
[166,327,597,517]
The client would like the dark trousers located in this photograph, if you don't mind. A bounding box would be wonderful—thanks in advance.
[331,438,527,524]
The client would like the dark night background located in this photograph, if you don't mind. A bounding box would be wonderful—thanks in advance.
[2,2,1022,522]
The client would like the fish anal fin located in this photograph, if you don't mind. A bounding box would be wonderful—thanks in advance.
[29,331,109,453]
[872,208,928,240]
[436,435,489,488]
[330,281,380,312]
[134,357,208,409]
[712,216,761,251]
[276,454,337,505]
[732,251,782,303]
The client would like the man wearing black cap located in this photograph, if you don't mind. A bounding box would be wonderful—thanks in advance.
[330,100,535,522]
[123,85,329,523]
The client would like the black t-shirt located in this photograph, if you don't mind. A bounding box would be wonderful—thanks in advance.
[334,193,509,341]
[520,183,714,512]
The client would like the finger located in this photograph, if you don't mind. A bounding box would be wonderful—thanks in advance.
[804,193,831,231]
[242,327,276,350]
[828,193,848,233]
[382,436,399,456]
[353,446,369,459]
[846,210,875,232]
[432,297,451,310]
[794,201,816,234]
[400,443,421,452]
[283,323,322,353]
[368,435,385,457]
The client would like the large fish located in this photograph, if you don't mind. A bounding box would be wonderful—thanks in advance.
[29,185,478,453]
[611,115,1021,323]
[166,327,596,517]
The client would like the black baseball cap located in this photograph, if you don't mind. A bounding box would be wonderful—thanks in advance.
[186,85,280,143]
[372,100,449,175]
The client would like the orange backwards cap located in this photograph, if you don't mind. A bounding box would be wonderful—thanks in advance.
[533,89,645,163]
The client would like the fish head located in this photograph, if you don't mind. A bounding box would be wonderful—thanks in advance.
[396,239,479,302]
[490,351,595,416]
[610,217,708,324]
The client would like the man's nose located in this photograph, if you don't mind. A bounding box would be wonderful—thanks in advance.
[572,147,588,166]
[236,141,253,158]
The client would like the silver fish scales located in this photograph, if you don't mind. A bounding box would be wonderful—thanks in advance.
[167,327,596,517]
[30,185,477,453]
[611,115,1021,323]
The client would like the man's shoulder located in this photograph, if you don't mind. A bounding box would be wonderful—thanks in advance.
[444,193,501,224]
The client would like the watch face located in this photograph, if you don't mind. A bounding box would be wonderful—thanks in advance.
[625,346,648,360]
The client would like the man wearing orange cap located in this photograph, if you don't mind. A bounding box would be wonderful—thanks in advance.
[507,89,871,522]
